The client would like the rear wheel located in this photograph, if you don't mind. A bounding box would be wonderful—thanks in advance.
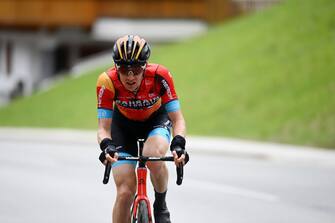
[132,200,150,223]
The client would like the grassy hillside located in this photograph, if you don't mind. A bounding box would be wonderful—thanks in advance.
[0,70,104,129]
[0,0,334,148]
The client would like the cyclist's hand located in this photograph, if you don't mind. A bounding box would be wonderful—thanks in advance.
[105,145,119,163]
[172,150,186,167]
[99,138,119,165]
[99,145,119,165]
[170,135,189,167]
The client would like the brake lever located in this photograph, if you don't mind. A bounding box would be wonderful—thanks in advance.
[174,147,185,185]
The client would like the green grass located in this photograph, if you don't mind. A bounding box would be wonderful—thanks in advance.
[0,68,106,129]
[1,0,335,148]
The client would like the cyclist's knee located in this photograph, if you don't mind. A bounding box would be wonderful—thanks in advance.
[144,138,169,157]
[147,161,167,175]
[117,184,136,203]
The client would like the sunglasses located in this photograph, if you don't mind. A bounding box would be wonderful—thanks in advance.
[116,64,146,76]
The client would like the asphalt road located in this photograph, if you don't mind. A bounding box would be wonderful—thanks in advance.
[1,130,335,223]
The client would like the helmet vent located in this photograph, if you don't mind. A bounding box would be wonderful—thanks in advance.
[112,35,151,66]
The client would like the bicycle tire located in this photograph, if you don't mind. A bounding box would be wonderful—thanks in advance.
[132,200,150,223]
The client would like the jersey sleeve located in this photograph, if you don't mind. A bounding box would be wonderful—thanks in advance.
[96,72,115,112]
[156,65,178,105]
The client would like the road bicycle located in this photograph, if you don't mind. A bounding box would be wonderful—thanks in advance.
[103,139,184,223]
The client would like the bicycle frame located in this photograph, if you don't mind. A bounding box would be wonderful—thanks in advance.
[102,139,184,223]
[132,163,153,222]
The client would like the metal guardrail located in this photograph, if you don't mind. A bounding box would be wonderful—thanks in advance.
[233,0,282,12]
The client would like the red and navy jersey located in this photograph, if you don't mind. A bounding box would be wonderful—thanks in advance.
[96,63,179,121]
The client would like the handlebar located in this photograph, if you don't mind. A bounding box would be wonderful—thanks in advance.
[118,156,175,161]
[102,155,184,185]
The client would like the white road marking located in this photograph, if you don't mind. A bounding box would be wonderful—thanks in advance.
[186,178,280,202]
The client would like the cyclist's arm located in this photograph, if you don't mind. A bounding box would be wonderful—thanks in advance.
[168,109,188,166]
[97,117,112,143]
[96,71,115,143]
[98,117,118,164]
[157,65,186,137]
[168,109,186,138]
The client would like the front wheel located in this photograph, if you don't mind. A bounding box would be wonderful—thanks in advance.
[132,200,150,223]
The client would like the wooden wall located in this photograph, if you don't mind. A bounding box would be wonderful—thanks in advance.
[0,0,238,28]
[0,0,97,27]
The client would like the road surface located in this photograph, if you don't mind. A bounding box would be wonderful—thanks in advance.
[0,128,335,223]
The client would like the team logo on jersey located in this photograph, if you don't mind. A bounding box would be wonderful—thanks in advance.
[161,79,173,99]
[115,96,160,109]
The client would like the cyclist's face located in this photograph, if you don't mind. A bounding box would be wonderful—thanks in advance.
[117,64,145,92]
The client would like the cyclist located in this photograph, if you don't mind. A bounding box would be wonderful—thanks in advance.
[96,35,189,223]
